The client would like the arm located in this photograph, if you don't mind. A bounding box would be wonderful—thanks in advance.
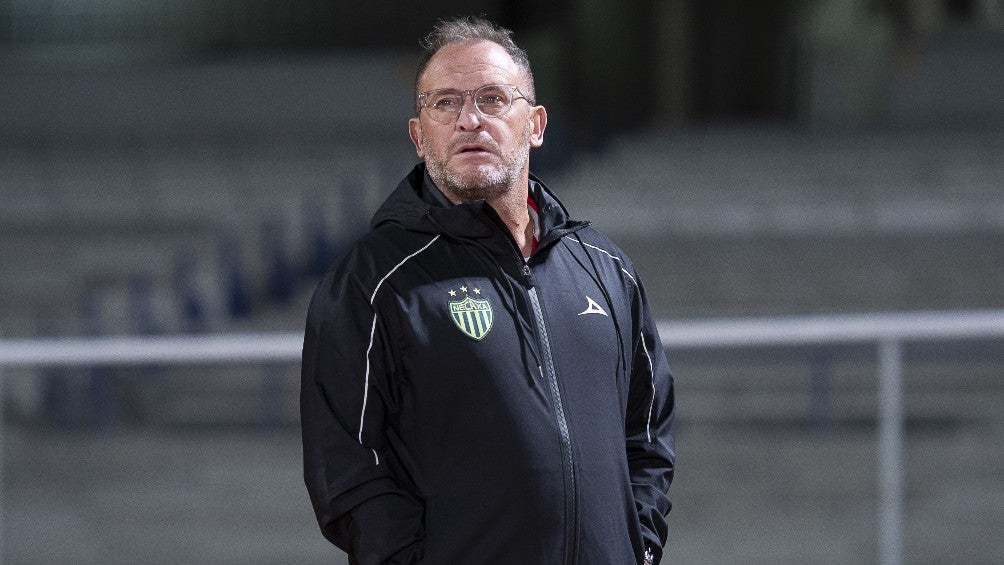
[625,277,676,565]
[300,268,424,564]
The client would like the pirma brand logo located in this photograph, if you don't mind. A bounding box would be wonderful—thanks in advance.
[578,296,609,317]
[448,286,493,340]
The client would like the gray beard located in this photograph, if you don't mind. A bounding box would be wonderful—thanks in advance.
[428,160,516,202]
[423,127,531,203]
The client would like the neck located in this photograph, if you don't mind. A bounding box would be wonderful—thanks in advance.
[436,175,534,257]
[486,188,533,256]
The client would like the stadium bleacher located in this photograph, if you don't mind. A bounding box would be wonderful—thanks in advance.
[2,48,1002,563]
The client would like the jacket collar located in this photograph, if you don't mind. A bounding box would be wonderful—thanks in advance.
[371,163,589,251]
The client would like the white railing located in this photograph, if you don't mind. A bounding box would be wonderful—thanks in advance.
[656,309,1004,565]
[1,309,1002,565]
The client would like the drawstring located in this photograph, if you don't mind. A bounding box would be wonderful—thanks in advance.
[473,248,541,386]
[425,211,542,385]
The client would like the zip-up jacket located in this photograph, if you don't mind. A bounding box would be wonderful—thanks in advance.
[301,163,676,564]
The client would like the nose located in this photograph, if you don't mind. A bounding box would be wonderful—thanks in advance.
[455,97,482,131]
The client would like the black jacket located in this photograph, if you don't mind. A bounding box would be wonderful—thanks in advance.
[301,164,675,564]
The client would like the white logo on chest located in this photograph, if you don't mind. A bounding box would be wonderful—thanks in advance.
[578,296,608,317]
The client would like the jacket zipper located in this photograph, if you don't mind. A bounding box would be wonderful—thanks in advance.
[523,263,579,565]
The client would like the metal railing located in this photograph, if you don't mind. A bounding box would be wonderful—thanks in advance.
[656,309,1004,565]
[1,309,1003,565]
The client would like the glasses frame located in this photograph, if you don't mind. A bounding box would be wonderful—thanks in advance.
[416,84,534,124]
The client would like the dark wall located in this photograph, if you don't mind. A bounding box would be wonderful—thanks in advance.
[688,0,798,120]
[0,0,808,145]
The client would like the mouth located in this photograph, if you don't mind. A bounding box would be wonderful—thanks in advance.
[455,143,494,156]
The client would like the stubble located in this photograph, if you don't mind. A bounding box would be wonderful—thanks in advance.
[423,120,532,203]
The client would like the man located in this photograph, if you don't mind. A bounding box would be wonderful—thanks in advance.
[301,16,675,565]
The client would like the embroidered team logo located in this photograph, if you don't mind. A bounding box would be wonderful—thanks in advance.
[448,286,493,340]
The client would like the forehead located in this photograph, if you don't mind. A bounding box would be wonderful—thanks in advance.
[419,40,523,91]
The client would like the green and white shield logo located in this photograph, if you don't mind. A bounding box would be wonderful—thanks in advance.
[449,295,493,340]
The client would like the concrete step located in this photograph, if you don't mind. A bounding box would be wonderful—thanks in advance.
[5,423,999,565]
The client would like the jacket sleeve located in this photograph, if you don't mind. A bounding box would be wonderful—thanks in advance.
[300,266,424,564]
[625,274,676,565]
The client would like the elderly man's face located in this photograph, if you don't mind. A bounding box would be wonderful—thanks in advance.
[408,41,546,203]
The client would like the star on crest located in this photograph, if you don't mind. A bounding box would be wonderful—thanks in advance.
[460,285,468,293]
[473,288,481,295]
[448,289,457,297]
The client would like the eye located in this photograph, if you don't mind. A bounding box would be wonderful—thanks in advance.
[429,93,462,110]
[476,89,508,107]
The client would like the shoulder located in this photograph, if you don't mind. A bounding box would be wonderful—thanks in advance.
[311,225,443,306]
[559,227,642,287]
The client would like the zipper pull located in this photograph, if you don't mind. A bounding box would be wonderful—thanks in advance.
[643,547,654,565]
[521,263,534,288]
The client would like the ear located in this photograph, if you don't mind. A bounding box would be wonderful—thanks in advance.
[528,105,547,148]
[408,117,425,158]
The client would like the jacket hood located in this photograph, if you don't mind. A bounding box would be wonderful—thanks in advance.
[371,163,589,246]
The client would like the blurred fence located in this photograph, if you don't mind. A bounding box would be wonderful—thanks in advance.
[658,309,1004,565]
[1,309,1002,564]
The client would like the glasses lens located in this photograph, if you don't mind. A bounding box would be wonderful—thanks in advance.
[420,85,517,123]
[424,90,463,122]
[475,85,512,116]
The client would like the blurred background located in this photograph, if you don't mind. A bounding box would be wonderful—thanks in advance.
[1,0,1002,563]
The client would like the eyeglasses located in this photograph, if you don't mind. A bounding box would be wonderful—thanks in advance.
[417,84,533,124]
